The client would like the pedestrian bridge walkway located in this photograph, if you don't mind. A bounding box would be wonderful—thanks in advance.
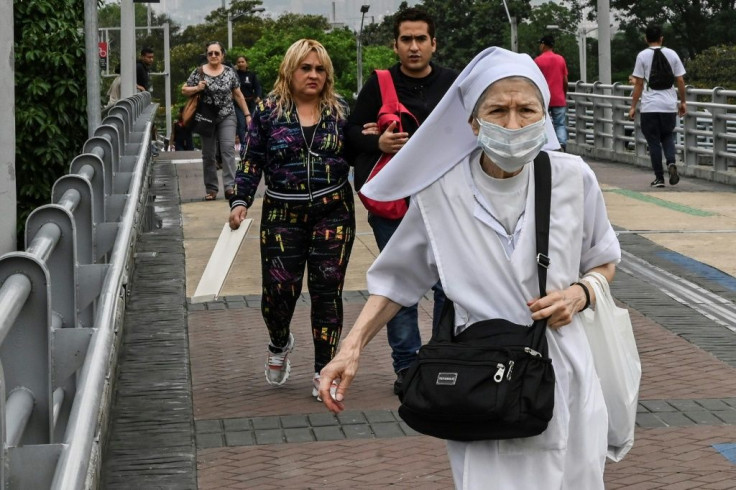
[3,89,736,488]
[101,149,736,488]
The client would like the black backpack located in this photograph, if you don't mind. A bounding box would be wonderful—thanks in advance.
[648,48,675,90]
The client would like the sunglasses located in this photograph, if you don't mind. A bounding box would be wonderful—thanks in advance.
[207,51,221,57]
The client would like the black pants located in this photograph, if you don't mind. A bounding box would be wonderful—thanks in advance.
[260,184,355,372]
[640,112,677,179]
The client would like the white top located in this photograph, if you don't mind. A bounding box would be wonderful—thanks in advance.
[633,46,686,113]
[367,151,621,489]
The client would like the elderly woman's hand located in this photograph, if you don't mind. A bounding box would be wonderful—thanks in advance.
[527,284,588,330]
[319,349,360,413]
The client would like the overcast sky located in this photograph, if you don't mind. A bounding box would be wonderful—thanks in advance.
[153,0,421,30]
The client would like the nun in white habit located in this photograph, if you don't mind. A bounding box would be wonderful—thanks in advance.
[319,47,621,490]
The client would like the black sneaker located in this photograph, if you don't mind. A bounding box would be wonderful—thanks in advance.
[668,165,680,185]
[393,368,409,396]
[650,178,665,188]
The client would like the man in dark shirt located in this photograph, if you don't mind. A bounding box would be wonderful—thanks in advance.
[234,55,263,149]
[347,7,457,395]
[136,47,154,92]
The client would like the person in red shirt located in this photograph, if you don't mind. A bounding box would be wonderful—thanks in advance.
[535,35,569,151]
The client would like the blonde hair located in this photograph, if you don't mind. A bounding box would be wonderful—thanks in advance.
[270,39,346,120]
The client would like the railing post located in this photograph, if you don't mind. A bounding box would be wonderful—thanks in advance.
[712,87,728,172]
[683,86,699,168]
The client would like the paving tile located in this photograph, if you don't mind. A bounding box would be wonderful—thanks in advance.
[364,410,398,424]
[222,418,251,432]
[197,432,224,449]
[251,417,280,430]
[371,422,405,438]
[640,400,677,413]
[195,419,223,434]
[342,424,374,439]
[254,429,284,445]
[283,428,315,443]
[225,431,255,447]
[280,415,309,428]
[307,412,339,427]
[684,411,726,425]
[312,426,345,442]
[636,413,668,428]
[337,411,368,425]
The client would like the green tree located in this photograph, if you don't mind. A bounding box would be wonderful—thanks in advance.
[570,0,736,59]
[685,45,736,89]
[15,0,88,240]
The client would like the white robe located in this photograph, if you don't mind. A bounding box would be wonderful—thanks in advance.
[367,151,621,490]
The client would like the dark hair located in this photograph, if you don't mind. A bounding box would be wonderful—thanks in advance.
[645,24,663,43]
[206,41,225,56]
[393,7,436,40]
[140,47,154,56]
[539,35,555,47]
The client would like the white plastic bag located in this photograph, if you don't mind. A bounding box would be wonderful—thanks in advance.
[581,271,641,462]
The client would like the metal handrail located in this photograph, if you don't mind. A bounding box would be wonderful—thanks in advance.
[0,92,156,488]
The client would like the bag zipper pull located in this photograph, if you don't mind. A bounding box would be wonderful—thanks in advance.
[524,347,542,357]
[493,363,506,383]
[506,360,515,380]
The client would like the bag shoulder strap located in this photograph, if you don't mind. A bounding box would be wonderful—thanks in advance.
[533,151,551,298]
[375,70,419,132]
[375,70,399,110]
[433,151,553,343]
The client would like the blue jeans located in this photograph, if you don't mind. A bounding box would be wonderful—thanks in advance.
[549,106,568,148]
[640,112,677,180]
[368,213,445,372]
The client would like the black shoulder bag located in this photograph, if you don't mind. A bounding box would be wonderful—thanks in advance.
[397,151,556,441]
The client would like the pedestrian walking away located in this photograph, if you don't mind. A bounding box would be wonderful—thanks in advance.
[319,46,618,490]
[346,7,457,395]
[534,35,569,151]
[182,41,251,201]
[228,39,355,400]
[628,23,687,188]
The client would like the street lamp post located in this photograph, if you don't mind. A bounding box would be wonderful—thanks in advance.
[226,3,265,50]
[356,4,370,93]
[501,0,518,52]
[578,26,598,83]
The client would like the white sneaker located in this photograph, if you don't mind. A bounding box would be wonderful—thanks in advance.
[264,333,295,386]
[312,373,338,401]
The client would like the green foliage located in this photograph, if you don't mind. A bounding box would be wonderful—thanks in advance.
[685,45,736,89]
[569,0,736,58]
[15,0,88,238]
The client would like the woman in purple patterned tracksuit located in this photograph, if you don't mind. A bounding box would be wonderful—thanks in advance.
[228,39,355,399]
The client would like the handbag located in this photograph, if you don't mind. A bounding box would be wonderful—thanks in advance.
[182,66,204,128]
[357,70,419,220]
[397,152,556,441]
[193,98,218,137]
[581,271,641,462]
[182,93,199,127]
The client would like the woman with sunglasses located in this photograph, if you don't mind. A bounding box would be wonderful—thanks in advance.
[183,41,250,201]
[228,39,355,399]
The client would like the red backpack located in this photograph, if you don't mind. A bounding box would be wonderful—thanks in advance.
[358,70,419,220]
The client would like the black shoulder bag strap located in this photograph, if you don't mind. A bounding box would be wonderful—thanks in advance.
[531,150,552,350]
[434,151,552,344]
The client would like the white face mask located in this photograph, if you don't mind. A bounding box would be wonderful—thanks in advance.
[476,117,547,173]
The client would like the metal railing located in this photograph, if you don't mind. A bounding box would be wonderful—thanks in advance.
[0,93,156,488]
[567,82,736,184]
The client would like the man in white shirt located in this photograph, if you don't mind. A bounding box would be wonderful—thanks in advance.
[628,24,687,188]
